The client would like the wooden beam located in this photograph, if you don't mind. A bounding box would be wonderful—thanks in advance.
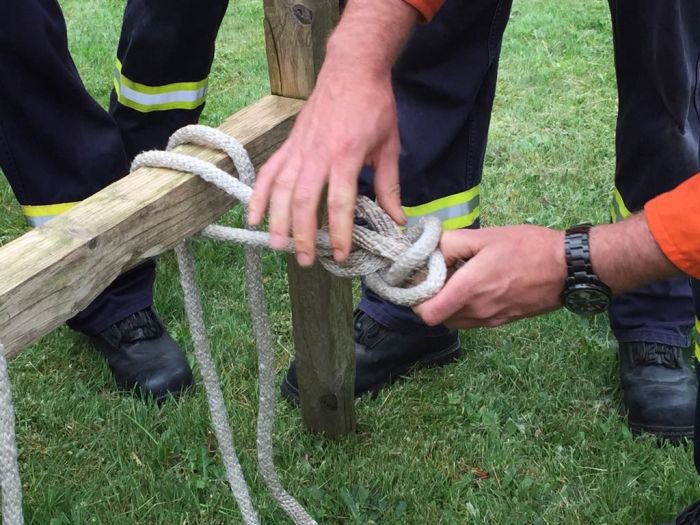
[264,0,356,438]
[0,95,303,358]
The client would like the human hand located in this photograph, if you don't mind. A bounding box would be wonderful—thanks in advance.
[247,65,404,266]
[413,226,567,328]
[247,0,419,267]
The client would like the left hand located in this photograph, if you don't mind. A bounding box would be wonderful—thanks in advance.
[413,226,567,328]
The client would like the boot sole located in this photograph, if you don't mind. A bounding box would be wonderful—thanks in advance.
[281,338,462,405]
[628,421,694,444]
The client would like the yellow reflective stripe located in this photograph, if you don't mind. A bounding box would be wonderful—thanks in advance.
[611,188,632,222]
[115,59,208,94]
[694,320,700,361]
[402,186,480,230]
[22,202,79,217]
[22,202,80,227]
[442,206,480,230]
[403,186,480,217]
[695,340,700,362]
[113,59,208,112]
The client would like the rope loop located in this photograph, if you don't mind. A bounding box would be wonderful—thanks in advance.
[136,124,447,307]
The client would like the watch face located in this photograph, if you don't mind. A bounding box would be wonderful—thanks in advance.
[563,285,611,315]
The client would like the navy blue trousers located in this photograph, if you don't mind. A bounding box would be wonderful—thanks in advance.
[0,0,228,335]
[359,0,700,469]
[359,0,700,347]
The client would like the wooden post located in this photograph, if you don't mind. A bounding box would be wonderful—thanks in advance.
[264,0,356,437]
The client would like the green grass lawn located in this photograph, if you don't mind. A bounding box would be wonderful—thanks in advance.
[2,0,698,523]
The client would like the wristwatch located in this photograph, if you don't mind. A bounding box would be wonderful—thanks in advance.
[560,223,612,315]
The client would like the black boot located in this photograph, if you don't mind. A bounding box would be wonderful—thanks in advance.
[618,342,696,442]
[667,499,700,524]
[91,307,194,401]
[281,309,461,403]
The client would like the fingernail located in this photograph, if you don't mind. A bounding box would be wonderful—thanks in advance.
[333,249,345,262]
[297,252,313,267]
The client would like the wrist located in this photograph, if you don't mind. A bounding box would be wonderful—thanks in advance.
[324,0,418,80]
[560,224,612,315]
[589,213,680,295]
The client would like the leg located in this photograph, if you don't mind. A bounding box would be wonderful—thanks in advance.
[282,0,513,401]
[0,0,154,337]
[0,0,191,400]
[608,0,700,440]
[110,0,229,158]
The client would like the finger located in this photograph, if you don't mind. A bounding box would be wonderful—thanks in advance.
[438,230,484,267]
[248,146,285,226]
[413,262,478,326]
[373,134,405,225]
[444,316,505,330]
[291,166,326,266]
[266,167,299,251]
[327,156,363,262]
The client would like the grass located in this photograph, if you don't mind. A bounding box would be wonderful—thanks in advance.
[1,0,697,523]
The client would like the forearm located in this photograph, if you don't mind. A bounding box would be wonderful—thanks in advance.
[590,212,681,295]
[323,0,420,80]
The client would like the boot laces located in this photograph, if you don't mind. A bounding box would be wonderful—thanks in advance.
[632,344,682,368]
[105,308,163,345]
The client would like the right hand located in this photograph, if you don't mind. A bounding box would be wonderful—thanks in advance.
[247,61,405,267]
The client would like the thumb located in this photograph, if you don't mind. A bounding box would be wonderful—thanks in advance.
[438,229,485,267]
[413,259,479,326]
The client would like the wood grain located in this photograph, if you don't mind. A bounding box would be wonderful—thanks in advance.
[0,95,303,358]
[264,0,340,99]
[264,0,356,437]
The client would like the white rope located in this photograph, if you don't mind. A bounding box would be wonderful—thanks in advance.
[0,347,23,525]
[0,124,447,525]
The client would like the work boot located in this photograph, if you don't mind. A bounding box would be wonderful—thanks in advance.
[618,342,696,442]
[667,499,700,524]
[91,307,193,402]
[281,309,461,403]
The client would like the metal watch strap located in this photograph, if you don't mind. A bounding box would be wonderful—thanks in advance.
[564,223,610,289]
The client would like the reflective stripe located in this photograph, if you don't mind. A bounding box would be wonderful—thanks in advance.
[22,202,79,227]
[403,186,480,231]
[610,188,632,222]
[695,319,700,361]
[113,59,208,112]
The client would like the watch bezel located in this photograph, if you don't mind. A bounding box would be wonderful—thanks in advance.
[561,282,611,315]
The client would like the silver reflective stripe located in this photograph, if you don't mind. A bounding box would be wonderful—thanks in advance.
[25,215,54,227]
[114,70,208,106]
[405,195,480,227]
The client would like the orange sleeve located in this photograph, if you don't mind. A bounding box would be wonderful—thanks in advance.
[402,0,445,21]
[644,174,700,279]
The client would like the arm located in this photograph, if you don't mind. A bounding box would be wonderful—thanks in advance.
[413,211,682,329]
[248,0,425,266]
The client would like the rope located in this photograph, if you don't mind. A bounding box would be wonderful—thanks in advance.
[0,124,446,524]
[0,347,23,525]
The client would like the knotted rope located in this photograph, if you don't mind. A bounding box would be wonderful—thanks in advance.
[0,124,446,524]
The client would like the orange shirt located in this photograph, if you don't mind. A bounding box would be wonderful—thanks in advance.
[403,0,445,21]
[645,174,700,279]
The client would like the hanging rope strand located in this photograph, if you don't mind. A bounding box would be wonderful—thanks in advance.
[0,124,446,525]
[0,346,24,525]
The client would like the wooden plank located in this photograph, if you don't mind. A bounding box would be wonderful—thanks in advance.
[264,0,340,99]
[0,95,303,358]
[264,0,356,437]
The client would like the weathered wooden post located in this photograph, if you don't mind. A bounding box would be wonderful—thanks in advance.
[264,0,356,437]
